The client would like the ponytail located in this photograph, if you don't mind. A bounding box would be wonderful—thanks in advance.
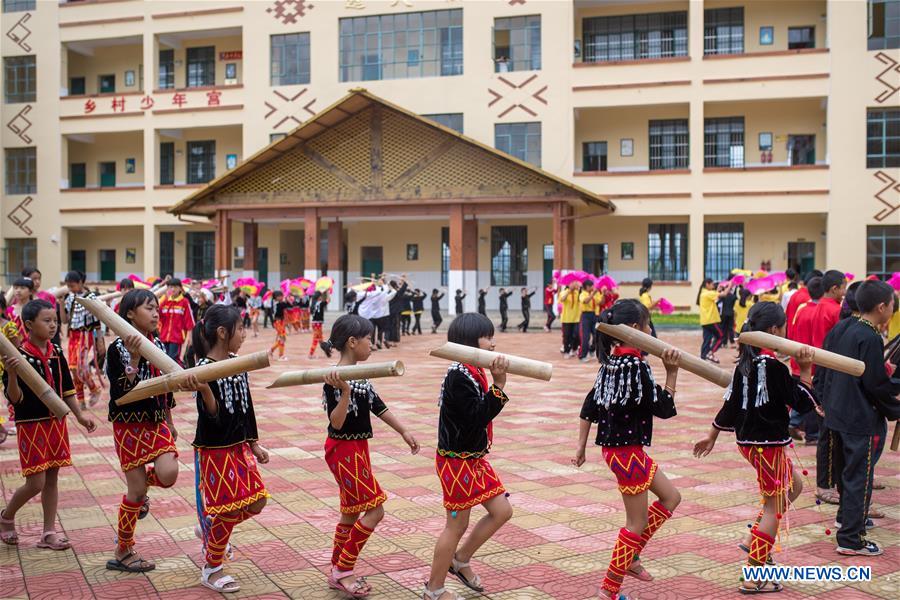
[737,301,786,377]
[595,299,650,364]
[322,313,374,355]
[696,278,714,305]
[639,277,653,296]
[190,304,242,365]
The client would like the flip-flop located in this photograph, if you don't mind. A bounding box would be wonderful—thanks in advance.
[36,531,71,551]
[106,551,155,572]
[739,581,783,594]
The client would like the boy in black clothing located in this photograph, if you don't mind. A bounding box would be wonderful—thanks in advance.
[498,288,513,332]
[819,280,900,556]
[517,288,536,332]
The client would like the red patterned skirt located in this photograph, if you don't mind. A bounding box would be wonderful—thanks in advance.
[602,445,658,495]
[197,442,269,515]
[324,438,387,514]
[67,329,95,375]
[435,453,505,511]
[113,420,178,472]
[17,418,73,476]
[739,444,793,497]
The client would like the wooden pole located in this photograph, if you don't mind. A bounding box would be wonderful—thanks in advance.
[97,290,123,302]
[738,331,865,377]
[429,342,553,381]
[891,421,900,452]
[74,297,181,374]
[116,351,270,405]
[267,360,405,388]
[0,334,70,418]
[596,322,731,388]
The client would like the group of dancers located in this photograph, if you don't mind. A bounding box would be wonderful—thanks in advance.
[0,266,897,599]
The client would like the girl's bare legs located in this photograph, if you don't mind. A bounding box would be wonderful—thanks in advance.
[426,509,471,598]
[453,494,512,582]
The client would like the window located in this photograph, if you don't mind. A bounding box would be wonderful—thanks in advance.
[704,117,744,167]
[705,223,744,281]
[869,0,900,50]
[582,243,608,274]
[69,77,85,96]
[270,133,287,143]
[582,141,607,172]
[648,223,688,281]
[867,226,900,279]
[788,134,815,165]
[271,33,311,86]
[491,226,528,286]
[5,147,35,194]
[4,56,35,103]
[159,231,174,277]
[186,231,215,280]
[3,239,36,285]
[423,113,463,133]
[339,9,463,82]
[187,140,215,184]
[704,7,744,55]
[441,227,450,286]
[158,49,174,89]
[582,11,687,63]
[495,122,541,167]
[159,142,174,185]
[186,46,215,88]
[70,163,86,188]
[867,109,900,168]
[788,26,815,49]
[649,119,689,170]
[2,0,35,12]
[493,15,541,72]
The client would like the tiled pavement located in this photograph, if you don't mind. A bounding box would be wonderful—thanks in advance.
[1,325,897,599]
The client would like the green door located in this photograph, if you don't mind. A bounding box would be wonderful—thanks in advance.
[99,74,115,94]
[70,163,86,188]
[70,250,86,274]
[542,244,554,286]
[257,247,269,285]
[99,249,116,281]
[99,162,116,187]
[361,246,383,279]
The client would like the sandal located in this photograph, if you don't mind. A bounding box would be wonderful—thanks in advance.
[867,508,885,519]
[328,567,371,598]
[815,490,839,505]
[0,510,18,545]
[138,496,150,520]
[739,581,783,594]
[194,523,234,560]
[872,479,885,490]
[200,564,240,593]
[106,550,155,572]
[37,531,71,551]
[423,586,463,600]
[738,543,776,565]
[626,559,653,581]
[449,555,484,592]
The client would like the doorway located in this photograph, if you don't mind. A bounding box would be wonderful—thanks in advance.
[543,244,554,286]
[257,247,269,285]
[787,241,815,278]
[99,249,116,281]
[99,162,116,187]
[361,246,383,279]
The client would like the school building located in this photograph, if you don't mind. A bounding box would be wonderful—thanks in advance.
[1,0,898,312]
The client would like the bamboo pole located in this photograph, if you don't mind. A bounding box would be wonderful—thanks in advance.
[116,351,270,405]
[73,297,181,374]
[267,360,405,388]
[596,322,731,388]
[891,422,899,452]
[0,334,70,418]
[738,331,865,377]
[429,342,553,381]
[97,290,123,302]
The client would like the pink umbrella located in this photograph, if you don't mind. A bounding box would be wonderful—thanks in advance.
[887,272,900,291]
[657,297,674,315]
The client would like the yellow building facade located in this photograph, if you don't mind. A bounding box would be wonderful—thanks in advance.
[1,0,898,312]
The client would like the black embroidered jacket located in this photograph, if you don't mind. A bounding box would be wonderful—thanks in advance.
[106,336,175,423]
[437,363,509,459]
[192,355,259,448]
[713,355,817,446]
[580,353,676,447]
[2,343,75,422]
[323,379,388,440]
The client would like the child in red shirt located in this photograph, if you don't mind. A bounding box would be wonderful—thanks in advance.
[158,279,194,363]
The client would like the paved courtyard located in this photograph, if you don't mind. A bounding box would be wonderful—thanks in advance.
[1,325,897,599]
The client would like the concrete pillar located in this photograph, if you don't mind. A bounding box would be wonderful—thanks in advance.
[327,220,343,311]
[553,202,574,273]
[449,204,464,315]
[243,221,258,279]
[304,207,320,281]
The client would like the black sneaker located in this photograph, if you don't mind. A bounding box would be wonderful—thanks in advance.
[836,540,883,556]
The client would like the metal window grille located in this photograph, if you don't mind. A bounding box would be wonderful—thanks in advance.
[441,227,450,286]
[867,225,900,280]
[271,33,311,86]
[867,109,900,168]
[491,226,528,286]
[339,9,463,82]
[649,119,689,170]
[186,232,215,280]
[582,244,608,274]
[187,141,215,184]
[158,49,175,89]
[495,122,541,167]
[648,223,688,281]
[869,0,900,50]
[186,46,215,88]
[704,223,744,281]
[4,55,35,103]
[159,231,175,278]
[582,141,607,172]
[583,11,687,63]
[4,147,36,194]
[2,0,35,13]
[704,117,744,167]
[493,15,541,72]
[159,142,174,185]
[788,26,815,49]
[704,7,744,55]
[424,113,463,133]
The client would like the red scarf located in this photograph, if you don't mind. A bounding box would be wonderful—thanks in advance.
[463,363,492,444]
[21,338,57,393]
[759,348,777,358]
[612,346,643,359]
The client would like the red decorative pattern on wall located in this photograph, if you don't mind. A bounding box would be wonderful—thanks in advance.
[873,170,900,222]
[487,74,548,118]
[5,12,33,53]
[8,196,35,235]
[874,52,899,104]
[264,89,318,129]
[266,0,314,24]
[6,105,33,143]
